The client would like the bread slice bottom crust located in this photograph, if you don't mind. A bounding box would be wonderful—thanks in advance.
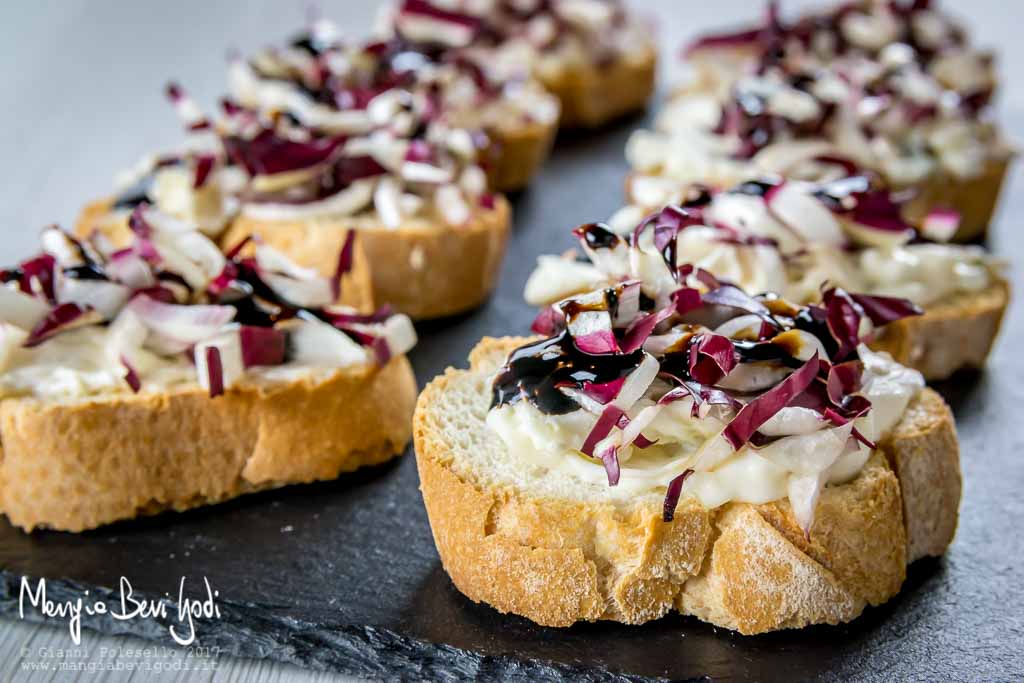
[541,46,657,129]
[413,337,961,634]
[872,277,1009,381]
[75,199,377,313]
[221,197,511,321]
[0,355,417,532]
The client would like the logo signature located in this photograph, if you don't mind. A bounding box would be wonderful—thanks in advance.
[19,576,221,646]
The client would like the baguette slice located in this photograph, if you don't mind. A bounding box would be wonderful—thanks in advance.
[648,81,1015,243]
[413,337,960,634]
[540,45,657,129]
[74,199,377,314]
[481,119,559,193]
[221,197,511,321]
[872,277,1010,381]
[0,355,417,533]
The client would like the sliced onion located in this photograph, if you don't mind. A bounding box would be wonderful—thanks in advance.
[378,314,417,359]
[127,294,235,345]
[612,353,660,411]
[106,250,157,289]
[767,182,846,247]
[55,276,129,320]
[255,245,333,308]
[283,315,370,368]
[0,285,51,330]
[436,184,470,226]
[194,335,241,397]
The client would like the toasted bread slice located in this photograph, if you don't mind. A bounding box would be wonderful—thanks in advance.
[74,199,377,314]
[413,337,960,634]
[872,277,1009,381]
[540,46,657,129]
[648,82,1015,243]
[221,196,511,320]
[482,120,559,193]
[0,355,417,533]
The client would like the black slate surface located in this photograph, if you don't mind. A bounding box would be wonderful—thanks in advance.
[1,112,1022,682]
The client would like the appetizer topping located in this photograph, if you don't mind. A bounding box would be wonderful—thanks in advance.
[597,177,994,307]
[639,0,1005,190]
[382,0,652,83]
[0,206,416,400]
[494,209,926,531]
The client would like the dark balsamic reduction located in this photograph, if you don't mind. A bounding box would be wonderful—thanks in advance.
[730,179,777,199]
[576,223,620,250]
[490,332,644,415]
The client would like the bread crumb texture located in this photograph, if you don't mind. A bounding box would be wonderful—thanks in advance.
[414,338,961,634]
[0,355,417,532]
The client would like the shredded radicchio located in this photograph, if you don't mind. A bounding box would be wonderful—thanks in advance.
[0,206,415,396]
[494,207,924,523]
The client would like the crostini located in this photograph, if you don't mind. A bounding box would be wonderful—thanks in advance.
[529,192,1007,380]
[381,0,657,129]
[79,79,513,321]
[415,255,960,633]
[0,206,417,532]
[633,0,1013,242]
[229,19,560,192]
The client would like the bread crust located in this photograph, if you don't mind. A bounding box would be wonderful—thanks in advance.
[540,46,657,129]
[482,119,558,193]
[0,355,417,532]
[871,277,1009,381]
[221,197,511,321]
[74,199,377,314]
[414,337,960,634]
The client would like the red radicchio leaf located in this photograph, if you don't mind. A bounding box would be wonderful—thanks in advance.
[331,230,357,299]
[121,355,141,393]
[597,443,621,486]
[574,329,620,355]
[24,303,101,348]
[722,353,821,450]
[480,193,496,210]
[581,405,625,457]
[224,235,254,260]
[206,346,224,398]
[239,326,287,367]
[620,304,676,354]
[827,361,863,406]
[687,334,738,385]
[700,284,773,322]
[823,288,861,361]
[673,287,703,315]
[849,293,923,326]
[850,190,913,233]
[128,205,154,238]
[223,129,346,177]
[404,139,435,163]
[581,377,626,405]
[193,154,216,189]
[662,469,695,522]
[660,381,741,417]
[320,305,395,326]
[18,254,57,301]
[400,0,481,32]
[822,408,877,449]
[530,305,565,336]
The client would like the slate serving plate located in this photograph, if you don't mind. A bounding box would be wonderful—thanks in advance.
[1,114,1022,682]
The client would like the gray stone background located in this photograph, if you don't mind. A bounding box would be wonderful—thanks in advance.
[1,1,1021,680]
